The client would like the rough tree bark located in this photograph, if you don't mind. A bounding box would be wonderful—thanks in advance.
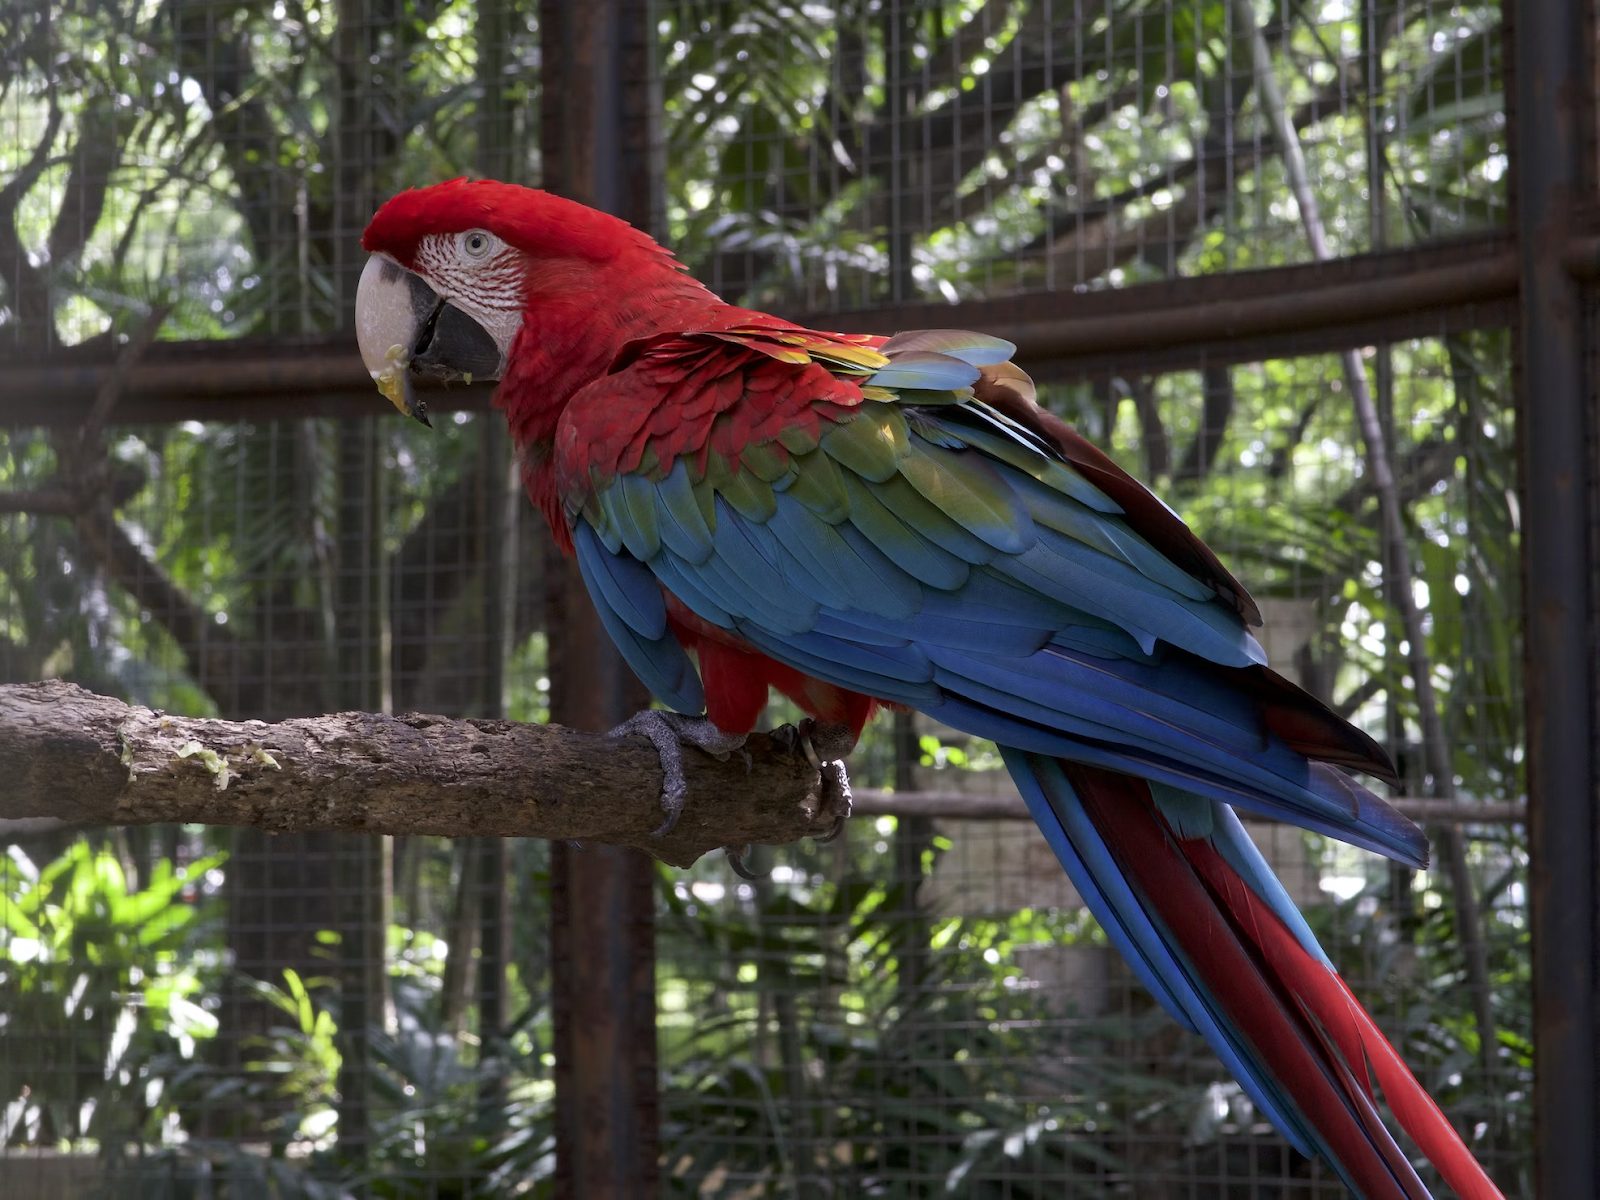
[0,680,853,869]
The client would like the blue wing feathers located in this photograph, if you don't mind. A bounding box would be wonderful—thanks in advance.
[650,552,734,626]
[1004,528,1266,667]
[1310,763,1428,864]
[834,521,927,615]
[685,537,818,633]
[1006,470,1214,603]
[711,497,781,573]
[735,623,943,708]
[1089,648,1264,733]
[927,655,1352,826]
[572,522,667,639]
[995,550,1161,655]
[832,607,1052,657]
[1037,646,1269,757]
[705,553,817,634]
[571,527,704,715]
[778,628,934,684]
[1049,625,1159,661]
[936,644,1274,761]
[769,495,922,618]
[773,533,857,611]
[936,694,1420,862]
[922,569,1121,633]
[809,612,915,648]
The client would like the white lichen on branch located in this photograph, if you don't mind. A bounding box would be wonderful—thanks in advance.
[174,740,231,789]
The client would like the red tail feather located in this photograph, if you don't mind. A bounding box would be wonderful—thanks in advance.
[1066,764,1504,1198]
[1184,839,1505,1200]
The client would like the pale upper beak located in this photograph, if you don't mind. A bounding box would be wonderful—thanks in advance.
[355,255,507,426]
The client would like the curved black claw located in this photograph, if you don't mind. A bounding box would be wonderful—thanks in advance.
[815,817,848,844]
[607,710,749,836]
[725,845,768,881]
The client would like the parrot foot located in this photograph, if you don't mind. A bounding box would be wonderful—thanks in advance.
[771,719,854,842]
[608,711,750,837]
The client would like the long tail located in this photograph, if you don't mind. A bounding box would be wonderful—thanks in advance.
[1002,750,1503,1200]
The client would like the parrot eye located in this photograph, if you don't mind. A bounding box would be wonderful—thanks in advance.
[461,229,496,259]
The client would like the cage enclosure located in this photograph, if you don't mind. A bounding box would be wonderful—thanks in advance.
[2,0,1587,1196]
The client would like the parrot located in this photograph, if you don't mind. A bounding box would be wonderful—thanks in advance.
[355,178,1502,1200]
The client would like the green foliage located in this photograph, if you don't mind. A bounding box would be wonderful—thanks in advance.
[0,839,225,1152]
[240,969,344,1145]
[656,838,1213,1196]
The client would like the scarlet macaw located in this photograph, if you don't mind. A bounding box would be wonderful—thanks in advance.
[355,178,1501,1199]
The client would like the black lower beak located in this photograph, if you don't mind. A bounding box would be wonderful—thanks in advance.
[410,297,505,390]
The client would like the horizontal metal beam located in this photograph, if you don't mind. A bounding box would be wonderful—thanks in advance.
[810,233,1520,376]
[8,228,1587,429]
[853,788,1528,826]
[3,340,496,428]
[1,234,1530,428]
[0,489,77,515]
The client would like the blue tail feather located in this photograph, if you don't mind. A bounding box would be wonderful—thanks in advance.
[1002,750,1319,1157]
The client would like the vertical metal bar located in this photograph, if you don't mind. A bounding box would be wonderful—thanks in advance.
[476,836,512,1117]
[332,416,385,1184]
[475,421,512,1104]
[1509,0,1598,1193]
[539,1,662,1195]
[473,59,516,1099]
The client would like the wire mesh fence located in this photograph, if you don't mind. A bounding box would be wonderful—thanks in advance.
[662,0,1505,310]
[0,0,1537,1196]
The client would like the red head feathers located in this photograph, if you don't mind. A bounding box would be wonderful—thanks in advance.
[356,177,727,471]
[361,178,675,270]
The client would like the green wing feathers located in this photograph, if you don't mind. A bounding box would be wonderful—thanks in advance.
[565,324,1257,650]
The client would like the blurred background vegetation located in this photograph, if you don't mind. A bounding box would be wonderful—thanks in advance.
[0,0,1528,1194]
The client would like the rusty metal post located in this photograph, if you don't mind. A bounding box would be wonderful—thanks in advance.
[1509,0,1599,1193]
[539,0,662,1195]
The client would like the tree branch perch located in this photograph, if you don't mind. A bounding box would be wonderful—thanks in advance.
[0,681,850,868]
